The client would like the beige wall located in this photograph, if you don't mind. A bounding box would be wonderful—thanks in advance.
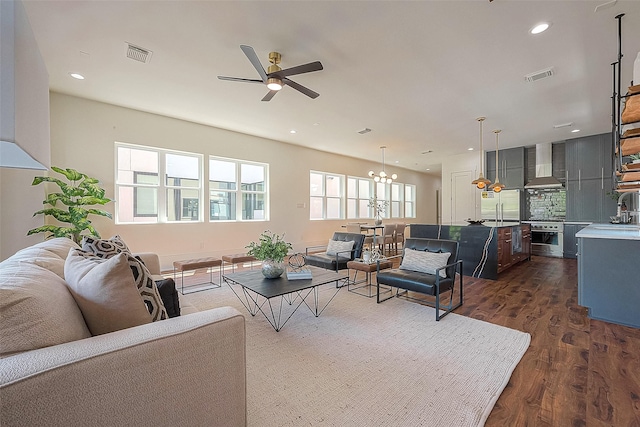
[0,0,51,261]
[49,93,440,270]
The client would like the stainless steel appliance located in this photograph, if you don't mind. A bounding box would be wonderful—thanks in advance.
[525,221,564,258]
[481,189,521,223]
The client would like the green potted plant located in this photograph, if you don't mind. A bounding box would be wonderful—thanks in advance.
[27,167,112,244]
[246,230,293,278]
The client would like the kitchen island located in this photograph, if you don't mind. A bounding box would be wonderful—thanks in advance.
[576,223,640,328]
[409,223,531,280]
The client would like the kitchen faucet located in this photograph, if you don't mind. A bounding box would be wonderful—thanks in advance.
[617,190,640,224]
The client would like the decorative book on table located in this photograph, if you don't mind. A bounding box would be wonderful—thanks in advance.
[286,267,313,280]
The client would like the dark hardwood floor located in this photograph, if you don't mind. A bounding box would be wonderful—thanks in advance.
[457,255,640,427]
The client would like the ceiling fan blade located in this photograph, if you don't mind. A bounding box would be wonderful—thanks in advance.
[261,90,278,102]
[283,78,319,99]
[240,45,268,83]
[217,76,264,84]
[273,61,323,78]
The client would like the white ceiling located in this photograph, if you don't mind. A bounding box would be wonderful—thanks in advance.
[22,0,640,176]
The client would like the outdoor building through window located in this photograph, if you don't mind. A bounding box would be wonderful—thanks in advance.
[310,171,344,220]
[116,143,202,223]
[210,157,267,221]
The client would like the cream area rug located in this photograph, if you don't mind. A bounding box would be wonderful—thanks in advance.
[184,282,530,427]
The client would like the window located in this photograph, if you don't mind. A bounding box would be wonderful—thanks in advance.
[375,182,390,219]
[390,182,404,218]
[405,184,416,218]
[347,177,373,219]
[116,144,202,223]
[310,171,344,220]
[210,157,267,221]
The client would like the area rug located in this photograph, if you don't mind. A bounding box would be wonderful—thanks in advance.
[184,282,530,427]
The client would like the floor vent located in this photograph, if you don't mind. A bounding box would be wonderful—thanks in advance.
[524,67,554,83]
[126,43,153,63]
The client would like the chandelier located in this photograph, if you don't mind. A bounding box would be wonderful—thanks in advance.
[489,129,506,193]
[471,117,491,189]
[368,146,397,183]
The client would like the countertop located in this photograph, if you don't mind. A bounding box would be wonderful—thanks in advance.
[575,223,640,241]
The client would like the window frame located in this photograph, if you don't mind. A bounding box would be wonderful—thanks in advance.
[115,142,203,224]
[310,171,345,220]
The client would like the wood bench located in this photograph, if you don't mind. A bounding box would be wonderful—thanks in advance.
[221,253,258,274]
[173,257,222,294]
[347,259,393,298]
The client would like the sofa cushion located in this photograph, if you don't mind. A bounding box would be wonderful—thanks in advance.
[400,248,451,279]
[326,239,354,256]
[79,236,167,322]
[0,256,91,358]
[64,249,154,335]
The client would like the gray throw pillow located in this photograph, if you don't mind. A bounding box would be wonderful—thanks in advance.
[399,248,451,278]
[326,240,355,257]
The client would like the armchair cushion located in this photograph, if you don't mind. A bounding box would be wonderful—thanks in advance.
[326,239,354,256]
[400,248,451,278]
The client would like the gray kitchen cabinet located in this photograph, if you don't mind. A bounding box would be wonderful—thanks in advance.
[486,147,525,189]
[563,223,589,259]
[565,133,616,223]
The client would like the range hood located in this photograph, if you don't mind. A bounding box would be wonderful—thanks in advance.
[524,143,563,189]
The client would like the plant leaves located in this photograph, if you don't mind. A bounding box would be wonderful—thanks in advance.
[51,166,86,182]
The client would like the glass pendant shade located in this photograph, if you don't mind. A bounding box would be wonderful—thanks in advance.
[489,129,506,193]
[471,117,491,189]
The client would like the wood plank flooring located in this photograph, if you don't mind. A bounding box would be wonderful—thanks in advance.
[457,255,640,427]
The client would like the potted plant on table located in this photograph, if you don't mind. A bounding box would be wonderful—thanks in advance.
[246,230,293,278]
[27,167,112,244]
[368,197,389,225]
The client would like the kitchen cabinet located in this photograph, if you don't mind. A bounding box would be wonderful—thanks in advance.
[563,223,589,259]
[496,224,530,273]
[565,133,617,222]
[486,147,526,189]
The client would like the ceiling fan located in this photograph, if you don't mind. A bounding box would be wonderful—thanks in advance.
[218,45,323,101]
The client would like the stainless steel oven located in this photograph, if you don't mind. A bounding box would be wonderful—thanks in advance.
[526,221,564,258]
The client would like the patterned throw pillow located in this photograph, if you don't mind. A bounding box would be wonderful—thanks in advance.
[80,236,167,321]
[81,235,130,258]
[326,239,355,257]
[399,248,452,279]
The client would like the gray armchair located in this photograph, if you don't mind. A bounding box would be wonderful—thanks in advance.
[305,232,366,272]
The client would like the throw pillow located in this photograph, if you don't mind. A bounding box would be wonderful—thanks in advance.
[64,249,153,335]
[326,239,355,257]
[155,278,181,318]
[81,236,167,321]
[81,235,130,258]
[399,248,452,279]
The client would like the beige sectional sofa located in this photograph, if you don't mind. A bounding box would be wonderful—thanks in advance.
[0,238,246,427]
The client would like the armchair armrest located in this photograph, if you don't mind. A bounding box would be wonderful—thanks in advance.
[0,307,246,427]
[435,259,463,279]
[305,244,328,256]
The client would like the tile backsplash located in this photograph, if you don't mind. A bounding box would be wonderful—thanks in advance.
[526,188,566,220]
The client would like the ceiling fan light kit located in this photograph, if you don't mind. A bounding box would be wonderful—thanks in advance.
[369,146,397,183]
[217,45,323,101]
[471,117,492,190]
[489,129,506,193]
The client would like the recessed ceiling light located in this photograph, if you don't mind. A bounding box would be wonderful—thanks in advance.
[289,130,296,134]
[426,168,430,171]
[571,129,580,133]
[468,147,474,151]
[69,73,85,80]
[530,22,551,35]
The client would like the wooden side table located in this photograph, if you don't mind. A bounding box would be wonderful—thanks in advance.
[346,259,393,298]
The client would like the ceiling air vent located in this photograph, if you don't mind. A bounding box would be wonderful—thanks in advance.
[357,128,372,135]
[125,42,153,63]
[524,67,554,83]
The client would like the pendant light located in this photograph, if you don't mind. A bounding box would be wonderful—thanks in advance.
[489,129,506,193]
[471,117,491,189]
[368,146,397,183]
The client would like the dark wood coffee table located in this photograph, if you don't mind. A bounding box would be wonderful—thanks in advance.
[222,266,348,331]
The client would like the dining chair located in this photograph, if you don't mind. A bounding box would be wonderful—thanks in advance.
[394,223,406,252]
[379,223,396,255]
